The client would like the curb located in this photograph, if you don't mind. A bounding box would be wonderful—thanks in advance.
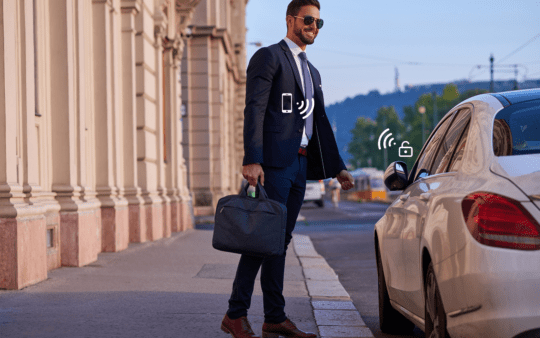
[293,234,375,338]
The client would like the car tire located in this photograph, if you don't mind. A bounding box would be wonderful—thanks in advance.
[376,248,415,334]
[425,262,449,338]
[316,199,324,208]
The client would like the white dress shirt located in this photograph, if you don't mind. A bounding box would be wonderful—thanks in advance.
[284,37,313,148]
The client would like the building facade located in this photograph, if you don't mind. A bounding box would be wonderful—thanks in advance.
[0,0,247,290]
[182,0,247,215]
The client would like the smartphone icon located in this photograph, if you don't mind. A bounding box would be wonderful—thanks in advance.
[282,93,292,113]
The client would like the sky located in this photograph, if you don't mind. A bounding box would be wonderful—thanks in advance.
[245,0,540,105]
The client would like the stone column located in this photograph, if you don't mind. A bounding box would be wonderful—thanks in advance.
[135,1,163,242]
[174,2,201,230]
[50,0,101,268]
[121,0,146,244]
[162,36,180,233]
[182,26,215,216]
[0,0,48,290]
[154,10,172,239]
[92,0,130,253]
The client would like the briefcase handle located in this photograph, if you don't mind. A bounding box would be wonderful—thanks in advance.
[240,182,269,200]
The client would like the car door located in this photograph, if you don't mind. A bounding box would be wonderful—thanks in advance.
[388,113,455,308]
[400,108,472,317]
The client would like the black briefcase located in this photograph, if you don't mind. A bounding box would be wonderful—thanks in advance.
[213,183,287,257]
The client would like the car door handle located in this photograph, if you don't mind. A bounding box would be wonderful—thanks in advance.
[420,193,431,201]
[399,194,409,201]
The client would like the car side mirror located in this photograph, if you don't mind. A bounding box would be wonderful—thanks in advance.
[384,161,409,191]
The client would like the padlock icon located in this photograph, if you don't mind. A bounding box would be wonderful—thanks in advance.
[399,141,413,158]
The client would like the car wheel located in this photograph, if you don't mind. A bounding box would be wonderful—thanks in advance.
[376,248,415,334]
[316,199,324,208]
[425,262,449,338]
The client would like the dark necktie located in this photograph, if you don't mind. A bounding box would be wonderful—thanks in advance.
[298,52,313,140]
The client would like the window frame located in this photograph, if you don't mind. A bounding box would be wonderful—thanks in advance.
[408,111,457,184]
[430,108,472,175]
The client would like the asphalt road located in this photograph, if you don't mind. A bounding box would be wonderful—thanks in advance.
[295,199,426,338]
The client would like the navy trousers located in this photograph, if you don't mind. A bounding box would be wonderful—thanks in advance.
[227,154,307,324]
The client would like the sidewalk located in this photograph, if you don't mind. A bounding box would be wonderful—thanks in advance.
[0,229,374,338]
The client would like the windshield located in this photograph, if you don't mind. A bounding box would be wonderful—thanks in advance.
[493,99,540,156]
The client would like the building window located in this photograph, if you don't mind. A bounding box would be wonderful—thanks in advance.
[46,229,54,248]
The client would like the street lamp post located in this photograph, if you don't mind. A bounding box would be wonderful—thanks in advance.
[419,106,426,144]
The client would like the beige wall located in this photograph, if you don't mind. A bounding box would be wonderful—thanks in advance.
[0,0,246,290]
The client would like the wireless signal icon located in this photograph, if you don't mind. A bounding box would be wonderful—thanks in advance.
[297,98,315,119]
[378,128,397,150]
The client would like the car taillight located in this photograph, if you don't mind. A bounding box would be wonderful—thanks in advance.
[320,180,325,194]
[462,192,540,250]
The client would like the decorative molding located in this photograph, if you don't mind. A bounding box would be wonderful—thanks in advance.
[175,0,202,36]
[120,0,141,14]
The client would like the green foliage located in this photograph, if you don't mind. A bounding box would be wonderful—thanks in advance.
[347,84,489,172]
[348,106,403,170]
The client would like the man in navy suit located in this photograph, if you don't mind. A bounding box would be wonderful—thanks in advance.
[221,1,354,337]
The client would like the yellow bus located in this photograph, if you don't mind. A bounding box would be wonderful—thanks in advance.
[347,168,387,201]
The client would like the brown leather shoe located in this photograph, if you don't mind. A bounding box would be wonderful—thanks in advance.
[221,314,260,338]
[261,318,317,338]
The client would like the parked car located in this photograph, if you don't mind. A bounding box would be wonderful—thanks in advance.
[304,180,325,207]
[374,89,540,338]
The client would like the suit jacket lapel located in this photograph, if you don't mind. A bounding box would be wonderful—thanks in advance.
[279,40,305,100]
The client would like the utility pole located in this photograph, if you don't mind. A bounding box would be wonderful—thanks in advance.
[419,106,426,145]
[471,56,524,91]
[383,116,388,169]
[513,64,519,90]
[432,92,438,128]
[490,54,494,92]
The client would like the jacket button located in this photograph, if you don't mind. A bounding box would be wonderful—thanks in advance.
[298,128,302,133]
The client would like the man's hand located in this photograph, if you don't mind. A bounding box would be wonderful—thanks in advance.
[336,170,354,191]
[243,163,264,187]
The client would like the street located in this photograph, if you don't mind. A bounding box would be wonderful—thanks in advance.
[295,199,426,338]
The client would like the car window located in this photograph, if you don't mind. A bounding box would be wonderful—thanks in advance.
[432,108,471,174]
[412,113,454,181]
[493,100,540,156]
[493,119,513,156]
[447,122,470,172]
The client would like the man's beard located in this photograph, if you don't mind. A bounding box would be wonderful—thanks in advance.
[295,27,316,45]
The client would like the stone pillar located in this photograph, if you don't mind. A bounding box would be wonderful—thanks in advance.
[182,26,214,216]
[50,0,101,268]
[135,0,164,242]
[0,0,47,290]
[171,38,194,232]
[92,0,130,253]
[154,9,172,239]
[120,0,147,244]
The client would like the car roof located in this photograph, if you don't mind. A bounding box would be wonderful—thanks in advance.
[491,88,540,106]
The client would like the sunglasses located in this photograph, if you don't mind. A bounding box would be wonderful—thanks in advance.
[293,15,324,29]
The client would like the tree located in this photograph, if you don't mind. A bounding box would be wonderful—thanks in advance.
[348,83,489,172]
[348,106,404,170]
[348,117,377,169]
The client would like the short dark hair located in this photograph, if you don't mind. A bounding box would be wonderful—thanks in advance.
[286,0,320,18]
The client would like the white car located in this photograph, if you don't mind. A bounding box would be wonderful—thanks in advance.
[304,180,325,207]
[375,89,540,338]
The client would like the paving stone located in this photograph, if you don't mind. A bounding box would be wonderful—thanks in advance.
[306,280,350,298]
[299,257,329,269]
[313,310,366,326]
[195,264,304,281]
[312,301,356,310]
[303,267,338,281]
[319,325,374,337]
[293,235,321,257]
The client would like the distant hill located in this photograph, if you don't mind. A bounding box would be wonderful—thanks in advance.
[326,79,540,163]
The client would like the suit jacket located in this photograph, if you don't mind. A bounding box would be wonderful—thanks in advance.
[243,39,346,180]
